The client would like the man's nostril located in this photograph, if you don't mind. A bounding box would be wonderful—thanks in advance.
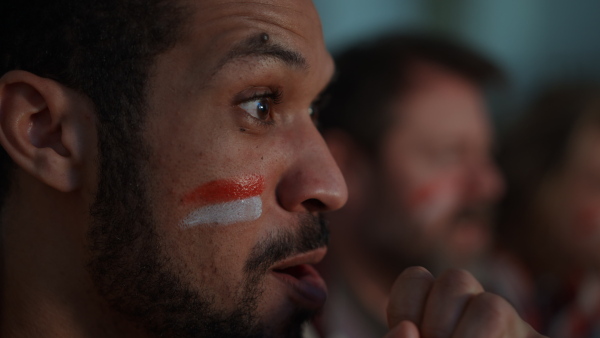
[302,198,327,212]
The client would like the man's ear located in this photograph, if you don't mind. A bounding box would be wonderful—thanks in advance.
[0,70,96,192]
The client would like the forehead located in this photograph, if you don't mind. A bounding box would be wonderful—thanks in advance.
[186,0,322,32]
[176,0,327,72]
[393,64,490,139]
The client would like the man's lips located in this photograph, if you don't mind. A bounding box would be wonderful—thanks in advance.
[270,247,328,310]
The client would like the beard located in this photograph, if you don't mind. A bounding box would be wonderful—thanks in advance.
[87,123,329,337]
[365,205,492,277]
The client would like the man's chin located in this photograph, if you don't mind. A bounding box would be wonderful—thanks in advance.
[448,220,491,259]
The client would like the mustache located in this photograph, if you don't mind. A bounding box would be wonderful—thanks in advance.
[244,214,329,274]
[452,204,494,224]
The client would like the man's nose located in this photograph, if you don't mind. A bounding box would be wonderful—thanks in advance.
[465,158,505,203]
[276,119,348,213]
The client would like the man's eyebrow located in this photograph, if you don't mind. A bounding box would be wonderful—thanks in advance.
[212,34,309,76]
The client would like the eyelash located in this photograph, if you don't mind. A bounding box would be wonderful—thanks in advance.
[244,88,283,106]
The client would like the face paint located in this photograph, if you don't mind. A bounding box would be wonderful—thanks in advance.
[573,204,600,238]
[181,175,265,228]
[407,178,458,225]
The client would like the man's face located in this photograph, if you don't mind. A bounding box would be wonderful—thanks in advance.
[87,0,346,336]
[362,62,503,273]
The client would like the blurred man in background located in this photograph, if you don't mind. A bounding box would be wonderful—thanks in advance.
[318,34,505,338]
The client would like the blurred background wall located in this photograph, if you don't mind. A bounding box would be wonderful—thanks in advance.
[313,0,600,132]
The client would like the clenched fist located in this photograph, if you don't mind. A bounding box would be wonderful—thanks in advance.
[384,267,546,338]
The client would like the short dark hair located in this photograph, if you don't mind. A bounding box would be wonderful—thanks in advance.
[0,0,188,208]
[318,33,503,156]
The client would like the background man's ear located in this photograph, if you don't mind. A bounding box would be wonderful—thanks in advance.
[0,70,96,192]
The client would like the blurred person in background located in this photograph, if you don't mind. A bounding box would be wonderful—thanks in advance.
[493,85,600,337]
[316,34,505,338]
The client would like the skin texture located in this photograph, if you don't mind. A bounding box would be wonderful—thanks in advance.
[0,0,544,337]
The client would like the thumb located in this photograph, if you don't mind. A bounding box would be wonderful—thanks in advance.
[384,321,420,338]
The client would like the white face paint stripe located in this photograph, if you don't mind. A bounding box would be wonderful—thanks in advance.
[181,196,263,228]
[417,188,456,225]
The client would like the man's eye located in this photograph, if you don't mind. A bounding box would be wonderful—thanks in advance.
[430,149,462,167]
[239,97,272,121]
[309,93,329,124]
[308,104,319,122]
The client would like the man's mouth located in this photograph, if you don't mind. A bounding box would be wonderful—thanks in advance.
[270,247,328,310]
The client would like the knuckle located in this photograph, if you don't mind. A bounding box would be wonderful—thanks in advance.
[390,266,434,300]
[469,292,513,325]
[436,269,479,294]
[388,267,434,325]
[398,266,434,283]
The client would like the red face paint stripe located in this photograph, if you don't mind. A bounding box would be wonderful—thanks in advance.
[182,175,265,206]
[574,205,599,237]
[408,181,440,209]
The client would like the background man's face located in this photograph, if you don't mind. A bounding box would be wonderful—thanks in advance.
[87,0,346,336]
[363,62,504,273]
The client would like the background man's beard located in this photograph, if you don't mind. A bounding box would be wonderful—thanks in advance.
[360,210,492,280]
[87,130,329,338]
